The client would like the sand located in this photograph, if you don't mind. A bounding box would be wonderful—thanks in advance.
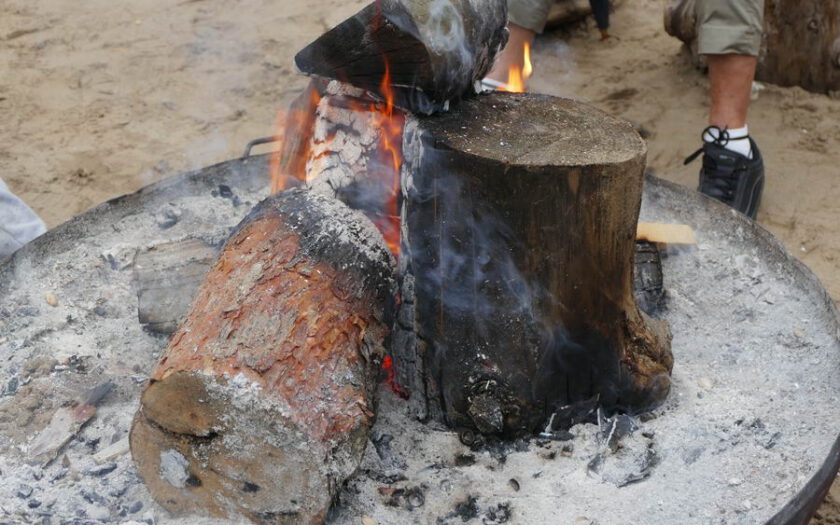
[2,0,839,521]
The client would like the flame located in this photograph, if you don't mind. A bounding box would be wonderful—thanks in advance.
[269,89,322,193]
[500,42,533,93]
[268,59,403,258]
[368,61,404,257]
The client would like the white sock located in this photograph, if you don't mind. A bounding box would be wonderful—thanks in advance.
[703,125,753,159]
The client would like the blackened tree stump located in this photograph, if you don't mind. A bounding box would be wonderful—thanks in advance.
[396,92,673,435]
[665,0,840,94]
[130,189,394,524]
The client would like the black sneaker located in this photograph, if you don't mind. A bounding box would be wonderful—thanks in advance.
[684,126,765,219]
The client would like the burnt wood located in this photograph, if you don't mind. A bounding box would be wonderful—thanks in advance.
[133,238,219,335]
[397,92,674,435]
[665,0,840,93]
[130,189,394,524]
[294,0,509,114]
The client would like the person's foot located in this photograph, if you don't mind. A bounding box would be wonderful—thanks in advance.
[685,127,765,219]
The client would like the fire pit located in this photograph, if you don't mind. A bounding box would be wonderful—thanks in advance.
[0,150,838,524]
[2,0,839,522]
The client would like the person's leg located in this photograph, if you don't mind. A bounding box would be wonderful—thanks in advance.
[0,178,46,258]
[689,0,765,218]
[708,54,757,130]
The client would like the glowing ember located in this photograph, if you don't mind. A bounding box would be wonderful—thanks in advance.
[501,42,533,93]
[382,355,409,399]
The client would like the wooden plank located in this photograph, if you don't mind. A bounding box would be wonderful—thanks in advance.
[132,238,219,335]
[636,222,697,245]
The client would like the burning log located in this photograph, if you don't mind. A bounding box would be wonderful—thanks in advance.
[664,0,840,93]
[294,0,509,114]
[396,93,674,434]
[130,189,394,524]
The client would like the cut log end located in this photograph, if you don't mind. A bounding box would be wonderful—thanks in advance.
[131,189,394,523]
[130,374,347,525]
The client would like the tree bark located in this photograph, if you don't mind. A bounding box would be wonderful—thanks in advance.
[664,0,840,94]
[397,92,673,436]
[130,189,394,524]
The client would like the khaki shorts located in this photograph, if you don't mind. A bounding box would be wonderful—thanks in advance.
[508,0,765,56]
[507,0,553,34]
[696,0,765,56]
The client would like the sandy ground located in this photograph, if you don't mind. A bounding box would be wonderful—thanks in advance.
[2,0,840,521]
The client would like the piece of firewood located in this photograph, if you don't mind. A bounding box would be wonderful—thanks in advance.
[28,382,113,466]
[133,238,219,335]
[636,222,697,245]
[294,0,509,114]
[130,189,394,524]
[398,93,673,435]
[664,0,840,93]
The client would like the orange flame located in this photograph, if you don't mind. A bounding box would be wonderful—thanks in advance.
[368,61,404,257]
[500,41,533,93]
[268,60,403,258]
[269,88,322,193]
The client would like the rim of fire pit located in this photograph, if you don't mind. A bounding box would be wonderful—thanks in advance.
[1,154,838,525]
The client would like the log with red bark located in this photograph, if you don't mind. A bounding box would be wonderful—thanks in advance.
[130,189,394,524]
[665,0,840,94]
[396,92,674,435]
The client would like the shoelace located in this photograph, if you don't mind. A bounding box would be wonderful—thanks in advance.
[683,125,750,165]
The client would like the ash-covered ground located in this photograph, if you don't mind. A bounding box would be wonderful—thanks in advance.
[0,164,838,525]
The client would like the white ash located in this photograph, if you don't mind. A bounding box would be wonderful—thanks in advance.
[0,164,838,524]
[306,81,381,199]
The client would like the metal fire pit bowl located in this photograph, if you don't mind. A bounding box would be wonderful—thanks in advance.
[0,154,838,525]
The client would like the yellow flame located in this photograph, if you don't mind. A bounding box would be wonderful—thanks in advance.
[501,42,533,93]
[523,42,533,79]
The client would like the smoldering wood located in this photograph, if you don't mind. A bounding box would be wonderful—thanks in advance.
[294,0,508,114]
[130,189,394,525]
[133,238,219,335]
[664,0,840,93]
[397,92,674,436]
[297,80,405,248]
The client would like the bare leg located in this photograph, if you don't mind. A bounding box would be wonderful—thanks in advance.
[485,23,535,86]
[707,54,757,129]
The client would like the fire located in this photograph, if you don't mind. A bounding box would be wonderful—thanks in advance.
[500,42,533,93]
[368,61,404,257]
[269,88,322,193]
[268,59,403,258]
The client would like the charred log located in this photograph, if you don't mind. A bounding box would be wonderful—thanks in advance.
[294,0,509,114]
[130,189,394,524]
[664,0,840,93]
[398,93,673,436]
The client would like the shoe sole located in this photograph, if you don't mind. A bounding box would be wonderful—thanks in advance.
[744,175,764,220]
